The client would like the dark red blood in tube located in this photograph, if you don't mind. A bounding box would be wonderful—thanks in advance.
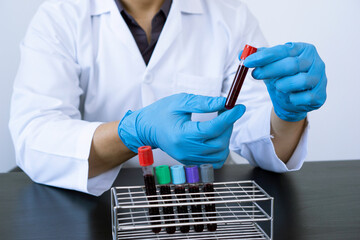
[225,64,249,109]
[144,174,161,233]
[174,186,190,233]
[225,45,257,110]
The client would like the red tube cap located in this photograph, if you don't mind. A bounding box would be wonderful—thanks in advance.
[240,44,257,60]
[138,146,154,166]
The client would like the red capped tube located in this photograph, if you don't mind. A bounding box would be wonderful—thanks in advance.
[138,146,154,167]
[138,146,161,233]
[225,45,257,110]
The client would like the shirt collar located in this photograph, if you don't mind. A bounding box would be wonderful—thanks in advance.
[91,0,203,16]
[160,0,172,18]
[114,0,172,18]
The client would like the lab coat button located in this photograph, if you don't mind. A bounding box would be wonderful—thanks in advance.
[143,73,153,84]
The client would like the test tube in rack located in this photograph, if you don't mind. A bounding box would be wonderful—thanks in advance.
[200,164,217,231]
[171,165,190,233]
[185,165,204,232]
[155,165,176,234]
[138,146,161,233]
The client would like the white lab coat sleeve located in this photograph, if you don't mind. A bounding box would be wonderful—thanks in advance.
[221,3,308,172]
[8,2,120,196]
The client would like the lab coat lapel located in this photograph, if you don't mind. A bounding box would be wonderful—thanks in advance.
[147,0,204,70]
[146,1,182,70]
[107,0,146,71]
[143,0,204,105]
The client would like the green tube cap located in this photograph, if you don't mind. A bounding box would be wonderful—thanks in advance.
[155,165,171,185]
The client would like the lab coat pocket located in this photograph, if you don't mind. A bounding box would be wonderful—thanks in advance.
[173,72,222,97]
[174,72,223,122]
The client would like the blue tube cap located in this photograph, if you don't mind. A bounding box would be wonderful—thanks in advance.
[185,165,199,184]
[170,165,186,185]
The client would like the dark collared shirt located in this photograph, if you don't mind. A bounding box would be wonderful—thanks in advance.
[115,0,172,65]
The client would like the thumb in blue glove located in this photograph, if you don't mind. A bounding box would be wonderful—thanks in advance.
[243,42,327,122]
[118,93,246,169]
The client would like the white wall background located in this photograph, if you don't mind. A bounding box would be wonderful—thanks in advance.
[0,0,359,172]
[0,0,45,172]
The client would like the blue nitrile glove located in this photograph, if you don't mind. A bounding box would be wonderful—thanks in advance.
[244,42,327,122]
[118,93,246,169]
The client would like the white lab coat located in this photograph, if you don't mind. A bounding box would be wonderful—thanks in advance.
[9,0,308,196]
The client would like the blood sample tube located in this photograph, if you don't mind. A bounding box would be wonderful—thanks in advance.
[155,165,176,234]
[225,44,257,109]
[138,146,161,234]
[185,165,204,232]
[200,164,217,231]
[171,165,190,233]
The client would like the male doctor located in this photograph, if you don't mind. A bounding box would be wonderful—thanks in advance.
[9,0,327,196]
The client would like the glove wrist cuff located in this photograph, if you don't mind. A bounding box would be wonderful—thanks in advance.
[274,108,307,122]
[118,110,146,153]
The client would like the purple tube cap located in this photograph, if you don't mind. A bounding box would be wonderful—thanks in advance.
[185,165,199,184]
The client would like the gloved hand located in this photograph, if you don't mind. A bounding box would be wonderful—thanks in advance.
[244,42,327,122]
[118,93,245,169]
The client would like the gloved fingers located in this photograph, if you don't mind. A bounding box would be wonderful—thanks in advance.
[274,73,318,93]
[195,104,245,138]
[260,43,327,121]
[251,56,312,80]
[176,93,226,113]
[177,152,225,165]
[272,87,312,114]
[244,42,307,68]
[289,73,327,109]
[191,127,232,155]
[180,148,229,168]
[180,158,224,167]
[212,161,226,169]
[307,51,326,80]
[265,81,290,103]
[270,87,297,113]
[207,148,229,169]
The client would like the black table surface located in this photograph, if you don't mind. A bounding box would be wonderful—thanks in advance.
[0,160,359,240]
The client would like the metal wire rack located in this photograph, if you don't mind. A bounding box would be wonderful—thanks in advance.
[111,180,273,239]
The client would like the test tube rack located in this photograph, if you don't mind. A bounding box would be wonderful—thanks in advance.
[111,180,273,239]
